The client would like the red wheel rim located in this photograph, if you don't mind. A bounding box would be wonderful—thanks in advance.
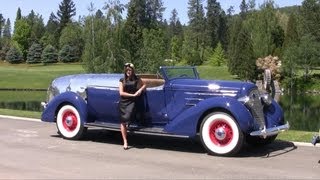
[209,119,233,146]
[62,110,78,132]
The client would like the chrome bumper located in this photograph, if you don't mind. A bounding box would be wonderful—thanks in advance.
[250,122,290,138]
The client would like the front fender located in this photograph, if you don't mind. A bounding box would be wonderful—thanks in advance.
[264,99,285,127]
[164,97,254,137]
[41,92,88,124]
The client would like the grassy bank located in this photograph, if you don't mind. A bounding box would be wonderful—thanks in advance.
[0,109,41,119]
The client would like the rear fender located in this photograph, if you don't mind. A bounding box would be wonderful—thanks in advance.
[41,92,88,124]
[164,97,254,137]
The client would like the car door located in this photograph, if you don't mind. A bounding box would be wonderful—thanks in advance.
[86,86,120,123]
[143,87,168,126]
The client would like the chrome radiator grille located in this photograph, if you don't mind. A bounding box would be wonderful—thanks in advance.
[247,88,265,129]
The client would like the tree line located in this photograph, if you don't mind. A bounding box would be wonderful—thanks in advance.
[0,0,320,87]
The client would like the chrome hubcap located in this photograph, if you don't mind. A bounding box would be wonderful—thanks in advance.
[214,127,226,141]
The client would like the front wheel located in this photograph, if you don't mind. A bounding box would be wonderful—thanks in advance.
[56,105,86,140]
[200,112,244,156]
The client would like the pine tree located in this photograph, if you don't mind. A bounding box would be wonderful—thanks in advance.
[300,0,320,41]
[123,0,147,64]
[27,42,42,64]
[185,0,206,64]
[0,14,5,40]
[16,8,22,21]
[217,11,228,49]
[209,42,226,66]
[234,26,256,80]
[41,44,58,64]
[206,0,221,48]
[145,0,165,28]
[249,1,284,58]
[168,9,184,62]
[283,13,300,49]
[171,36,182,62]
[27,10,45,43]
[57,0,76,34]
[3,19,11,39]
[6,44,23,64]
[168,9,183,37]
[140,28,166,73]
[59,44,77,63]
[240,0,248,18]
[41,12,60,48]
[0,19,11,60]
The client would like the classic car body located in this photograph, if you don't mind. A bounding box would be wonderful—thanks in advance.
[41,66,289,156]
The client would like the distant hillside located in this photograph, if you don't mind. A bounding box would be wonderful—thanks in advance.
[277,5,300,14]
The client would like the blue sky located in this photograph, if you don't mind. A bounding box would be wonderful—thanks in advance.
[1,0,303,26]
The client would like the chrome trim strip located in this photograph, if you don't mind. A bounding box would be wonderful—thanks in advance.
[185,103,196,106]
[184,92,237,97]
[185,98,204,101]
[87,85,118,90]
[250,122,290,138]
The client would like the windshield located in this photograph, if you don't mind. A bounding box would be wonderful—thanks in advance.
[161,66,199,80]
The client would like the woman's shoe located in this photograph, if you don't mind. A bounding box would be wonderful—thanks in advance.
[123,146,129,150]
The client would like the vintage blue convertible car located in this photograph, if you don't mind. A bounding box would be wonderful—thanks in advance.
[41,66,289,156]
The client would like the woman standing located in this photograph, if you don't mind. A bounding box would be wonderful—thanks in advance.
[119,63,146,150]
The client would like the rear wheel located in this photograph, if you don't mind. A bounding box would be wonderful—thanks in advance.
[200,112,244,156]
[56,105,86,140]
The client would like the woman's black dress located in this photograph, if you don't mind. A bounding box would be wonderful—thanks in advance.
[119,77,140,123]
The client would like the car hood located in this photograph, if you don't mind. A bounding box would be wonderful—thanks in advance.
[47,74,123,102]
[169,79,257,97]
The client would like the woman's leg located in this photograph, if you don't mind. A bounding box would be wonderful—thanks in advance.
[120,122,128,149]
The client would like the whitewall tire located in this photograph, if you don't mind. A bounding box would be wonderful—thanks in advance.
[56,105,85,140]
[200,112,244,156]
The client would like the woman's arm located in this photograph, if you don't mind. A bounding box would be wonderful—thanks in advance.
[119,82,136,97]
[135,78,146,96]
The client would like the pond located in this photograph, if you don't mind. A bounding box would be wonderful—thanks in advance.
[0,90,319,132]
[279,94,320,132]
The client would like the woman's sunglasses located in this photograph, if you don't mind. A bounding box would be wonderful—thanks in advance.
[124,63,134,68]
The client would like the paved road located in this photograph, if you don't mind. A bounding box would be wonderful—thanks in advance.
[0,116,319,179]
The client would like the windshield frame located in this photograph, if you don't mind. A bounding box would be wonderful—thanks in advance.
[160,66,199,81]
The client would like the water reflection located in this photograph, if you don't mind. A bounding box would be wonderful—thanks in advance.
[279,94,320,132]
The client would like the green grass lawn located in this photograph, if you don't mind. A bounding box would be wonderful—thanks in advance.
[197,65,239,80]
[0,61,84,88]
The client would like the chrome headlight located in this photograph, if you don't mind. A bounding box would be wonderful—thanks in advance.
[238,88,260,107]
[238,95,256,107]
[261,93,272,106]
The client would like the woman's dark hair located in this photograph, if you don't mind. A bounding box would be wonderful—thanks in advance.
[123,63,138,81]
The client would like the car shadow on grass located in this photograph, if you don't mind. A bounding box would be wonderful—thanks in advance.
[52,129,298,157]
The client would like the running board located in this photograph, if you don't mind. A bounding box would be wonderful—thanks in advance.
[85,122,189,138]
